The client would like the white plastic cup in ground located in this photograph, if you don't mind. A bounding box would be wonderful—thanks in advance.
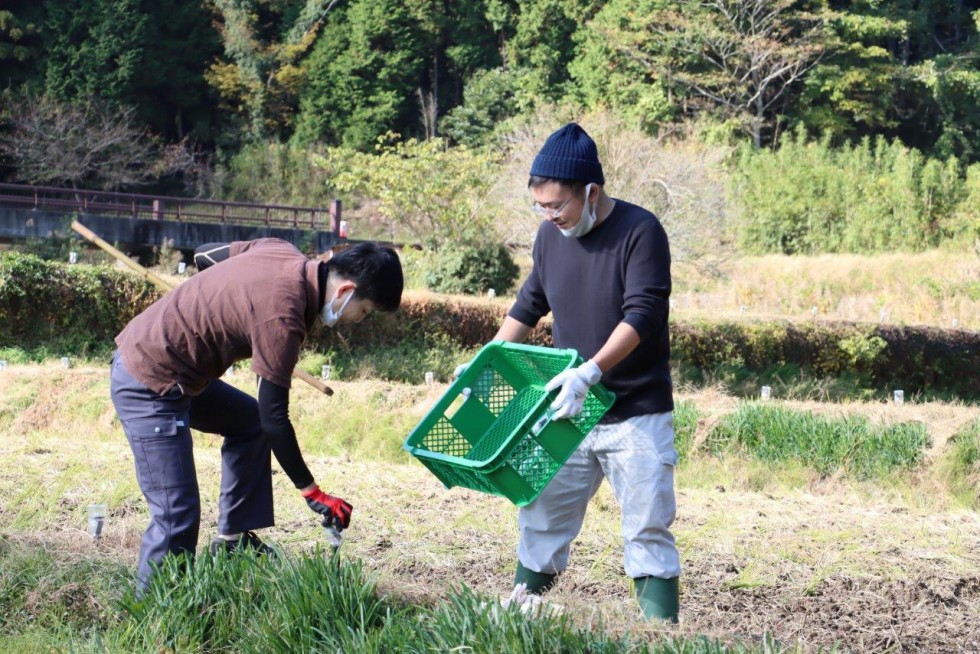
[177,261,187,274]
[739,304,746,315]
[69,251,78,264]
[0,360,6,371]
[324,525,342,552]
[61,356,71,369]
[321,364,331,380]
[760,385,772,401]
[339,220,348,238]
[893,390,904,406]
[810,306,818,317]
[879,309,889,322]
[951,319,959,329]
[87,504,106,540]
[487,288,496,299]
[424,371,434,385]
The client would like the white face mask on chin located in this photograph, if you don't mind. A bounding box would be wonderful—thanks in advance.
[559,183,597,239]
[320,290,354,327]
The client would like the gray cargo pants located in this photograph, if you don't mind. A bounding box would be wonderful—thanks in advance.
[109,352,274,590]
[518,412,681,580]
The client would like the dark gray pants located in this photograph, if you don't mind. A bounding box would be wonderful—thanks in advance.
[109,352,274,590]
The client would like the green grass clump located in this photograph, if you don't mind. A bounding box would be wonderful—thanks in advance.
[93,552,778,654]
[119,551,389,653]
[707,404,929,479]
[937,419,980,509]
[673,400,699,458]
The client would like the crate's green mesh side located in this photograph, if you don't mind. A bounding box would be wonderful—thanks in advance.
[419,416,470,457]
[415,349,604,463]
[508,351,571,384]
[473,366,515,415]
[505,435,559,492]
[571,392,611,434]
[426,460,498,495]
[466,387,543,462]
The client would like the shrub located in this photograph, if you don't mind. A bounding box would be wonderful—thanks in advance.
[733,131,970,254]
[316,136,501,248]
[216,141,338,207]
[422,241,519,296]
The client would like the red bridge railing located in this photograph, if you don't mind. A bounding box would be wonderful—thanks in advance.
[0,183,338,230]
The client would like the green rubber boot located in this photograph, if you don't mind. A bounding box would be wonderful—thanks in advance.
[634,576,680,622]
[514,562,557,595]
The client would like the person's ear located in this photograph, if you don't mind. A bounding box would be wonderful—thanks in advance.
[338,281,357,296]
[586,183,599,204]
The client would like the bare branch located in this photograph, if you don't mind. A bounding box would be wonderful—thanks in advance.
[0,91,183,190]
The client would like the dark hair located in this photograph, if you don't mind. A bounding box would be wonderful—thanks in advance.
[324,242,403,312]
[528,175,587,192]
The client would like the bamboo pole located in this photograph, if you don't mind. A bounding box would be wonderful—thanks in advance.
[70,219,333,396]
[71,220,173,291]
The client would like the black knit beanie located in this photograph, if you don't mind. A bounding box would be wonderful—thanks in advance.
[529,123,605,185]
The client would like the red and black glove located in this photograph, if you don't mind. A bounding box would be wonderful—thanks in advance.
[301,485,353,530]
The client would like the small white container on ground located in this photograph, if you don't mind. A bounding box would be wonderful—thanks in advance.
[88,504,107,540]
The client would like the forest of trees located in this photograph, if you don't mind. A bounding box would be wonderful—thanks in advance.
[0,1,978,260]
[2,1,978,162]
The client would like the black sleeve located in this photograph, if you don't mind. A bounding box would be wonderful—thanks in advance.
[257,377,315,489]
[508,230,551,327]
[193,243,232,271]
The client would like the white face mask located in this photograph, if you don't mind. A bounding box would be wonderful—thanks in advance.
[320,290,354,327]
[559,183,597,238]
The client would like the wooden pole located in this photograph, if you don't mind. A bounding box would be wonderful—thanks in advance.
[70,220,173,291]
[70,219,333,396]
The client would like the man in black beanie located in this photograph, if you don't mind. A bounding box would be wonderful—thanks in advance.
[461,122,680,620]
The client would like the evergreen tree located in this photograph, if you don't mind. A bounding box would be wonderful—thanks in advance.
[794,1,979,159]
[0,2,44,90]
[508,0,604,101]
[291,0,425,148]
[43,0,148,105]
[206,0,338,143]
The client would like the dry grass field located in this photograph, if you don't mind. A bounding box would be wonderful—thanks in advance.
[1,366,977,652]
[672,252,980,330]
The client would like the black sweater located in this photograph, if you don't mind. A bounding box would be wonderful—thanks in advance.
[509,199,674,420]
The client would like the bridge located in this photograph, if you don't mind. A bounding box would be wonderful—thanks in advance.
[0,183,345,257]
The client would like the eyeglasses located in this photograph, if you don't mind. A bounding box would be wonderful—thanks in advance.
[530,194,575,219]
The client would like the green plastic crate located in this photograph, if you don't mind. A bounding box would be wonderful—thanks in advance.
[403,341,615,507]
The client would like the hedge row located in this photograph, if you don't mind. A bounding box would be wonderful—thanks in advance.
[2,253,977,397]
[0,252,159,355]
[316,294,979,397]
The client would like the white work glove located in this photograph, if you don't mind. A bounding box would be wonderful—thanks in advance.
[453,362,470,380]
[544,360,602,420]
